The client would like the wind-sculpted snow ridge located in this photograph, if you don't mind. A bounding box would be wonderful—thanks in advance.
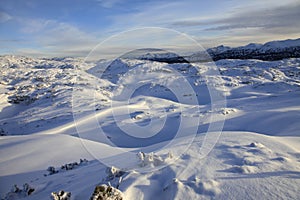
[0,56,300,137]
[0,54,300,199]
[1,132,299,199]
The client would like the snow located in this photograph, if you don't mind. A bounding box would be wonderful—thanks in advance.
[261,38,300,50]
[0,53,299,199]
[210,38,300,53]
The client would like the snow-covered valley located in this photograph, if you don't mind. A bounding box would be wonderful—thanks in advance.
[0,54,300,199]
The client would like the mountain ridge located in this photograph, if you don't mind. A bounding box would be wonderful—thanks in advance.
[129,38,300,63]
[205,38,300,61]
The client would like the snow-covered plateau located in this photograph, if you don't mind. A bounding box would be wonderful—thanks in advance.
[0,54,300,199]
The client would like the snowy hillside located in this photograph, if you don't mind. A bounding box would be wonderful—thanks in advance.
[0,54,300,199]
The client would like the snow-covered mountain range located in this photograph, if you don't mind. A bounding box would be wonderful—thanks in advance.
[0,39,300,199]
[133,38,300,63]
[206,38,300,61]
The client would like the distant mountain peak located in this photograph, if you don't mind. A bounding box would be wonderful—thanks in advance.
[202,38,300,61]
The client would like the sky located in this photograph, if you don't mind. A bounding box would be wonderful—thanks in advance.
[0,0,300,58]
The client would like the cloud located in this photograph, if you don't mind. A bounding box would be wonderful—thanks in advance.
[208,2,300,32]
[172,2,300,34]
[96,0,122,8]
[103,0,300,48]
[168,1,300,47]
[107,1,191,29]
[15,18,102,57]
[193,27,300,48]
[172,21,208,27]
[20,19,55,33]
[3,0,300,57]
[0,11,12,23]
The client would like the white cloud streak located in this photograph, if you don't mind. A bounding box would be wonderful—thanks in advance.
[0,11,12,23]
[96,0,122,8]
[15,18,102,57]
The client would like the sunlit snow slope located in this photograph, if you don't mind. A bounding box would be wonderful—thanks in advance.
[0,55,299,199]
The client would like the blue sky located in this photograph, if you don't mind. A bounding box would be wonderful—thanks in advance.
[0,0,300,57]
